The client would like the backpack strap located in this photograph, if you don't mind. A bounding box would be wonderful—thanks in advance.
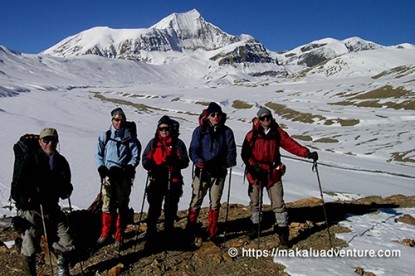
[104,129,112,148]
[103,126,139,159]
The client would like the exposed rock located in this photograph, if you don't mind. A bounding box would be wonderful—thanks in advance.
[355,266,376,276]
[395,214,415,225]
[108,263,124,276]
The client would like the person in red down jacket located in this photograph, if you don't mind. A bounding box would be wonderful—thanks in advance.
[241,107,318,248]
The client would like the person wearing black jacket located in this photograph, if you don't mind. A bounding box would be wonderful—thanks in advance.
[11,128,74,276]
[142,116,189,251]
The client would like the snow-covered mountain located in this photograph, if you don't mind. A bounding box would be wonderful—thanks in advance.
[274,37,381,68]
[37,9,415,86]
[41,9,274,66]
[41,10,415,68]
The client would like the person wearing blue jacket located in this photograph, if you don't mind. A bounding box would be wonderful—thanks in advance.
[96,107,141,251]
[187,102,237,241]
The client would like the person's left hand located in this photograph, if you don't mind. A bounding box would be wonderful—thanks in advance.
[307,151,319,162]
[125,165,135,178]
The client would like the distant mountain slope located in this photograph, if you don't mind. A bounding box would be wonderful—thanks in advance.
[275,37,382,68]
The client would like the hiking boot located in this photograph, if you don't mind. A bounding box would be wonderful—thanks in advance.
[207,209,219,239]
[185,222,197,241]
[144,233,157,253]
[185,221,204,248]
[274,225,290,248]
[144,225,158,253]
[164,220,175,233]
[114,240,123,252]
[247,223,260,240]
[57,253,70,276]
[22,255,36,276]
[97,236,108,245]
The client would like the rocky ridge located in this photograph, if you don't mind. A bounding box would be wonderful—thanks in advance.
[0,194,414,275]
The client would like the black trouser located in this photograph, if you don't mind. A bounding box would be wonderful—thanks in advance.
[146,179,183,232]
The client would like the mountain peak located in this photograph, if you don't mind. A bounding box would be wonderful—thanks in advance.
[151,9,202,30]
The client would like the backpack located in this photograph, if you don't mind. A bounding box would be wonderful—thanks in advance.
[170,118,180,138]
[11,134,40,202]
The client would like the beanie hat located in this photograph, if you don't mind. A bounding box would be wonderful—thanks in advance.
[111,107,126,121]
[40,128,59,139]
[206,102,222,115]
[257,106,272,117]
[158,115,172,127]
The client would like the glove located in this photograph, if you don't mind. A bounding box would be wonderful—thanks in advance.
[307,151,319,162]
[125,165,135,178]
[165,155,176,171]
[253,164,262,174]
[196,159,204,169]
[98,166,109,179]
[165,155,176,165]
[60,183,73,199]
[146,160,157,171]
[109,166,123,180]
[249,163,265,176]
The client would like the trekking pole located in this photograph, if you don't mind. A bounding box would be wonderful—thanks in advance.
[312,161,333,248]
[134,173,149,251]
[138,173,150,227]
[39,203,55,276]
[257,182,263,250]
[67,196,72,213]
[100,177,104,195]
[166,168,172,218]
[164,168,173,235]
[223,167,232,243]
[196,167,203,207]
[66,196,85,275]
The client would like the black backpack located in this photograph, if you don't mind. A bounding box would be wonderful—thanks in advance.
[11,134,40,202]
[170,119,180,138]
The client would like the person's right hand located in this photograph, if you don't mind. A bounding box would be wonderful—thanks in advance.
[98,166,109,179]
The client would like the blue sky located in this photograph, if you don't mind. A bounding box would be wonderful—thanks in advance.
[1,0,414,54]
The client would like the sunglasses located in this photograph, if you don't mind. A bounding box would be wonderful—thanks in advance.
[209,112,222,118]
[112,118,124,122]
[158,127,171,132]
[259,115,272,121]
[42,138,58,144]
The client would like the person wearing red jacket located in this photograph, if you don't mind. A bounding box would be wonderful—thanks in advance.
[142,115,189,251]
[241,107,318,247]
